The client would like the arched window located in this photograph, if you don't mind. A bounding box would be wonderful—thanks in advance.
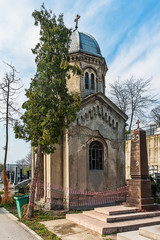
[89,141,103,170]
[91,73,95,90]
[85,72,89,89]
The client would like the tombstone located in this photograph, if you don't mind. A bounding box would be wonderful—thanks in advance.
[126,120,157,210]
[14,167,18,185]
[20,169,23,182]
[11,172,14,183]
[27,170,30,179]
[7,171,10,179]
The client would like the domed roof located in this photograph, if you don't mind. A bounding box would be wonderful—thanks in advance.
[69,30,102,57]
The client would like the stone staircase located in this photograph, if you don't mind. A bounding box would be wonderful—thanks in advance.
[117,225,160,239]
[66,206,160,235]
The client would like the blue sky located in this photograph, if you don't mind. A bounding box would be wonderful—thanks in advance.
[0,0,160,163]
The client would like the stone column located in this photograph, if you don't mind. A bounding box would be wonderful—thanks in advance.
[126,127,157,210]
[63,129,70,210]
[44,154,52,209]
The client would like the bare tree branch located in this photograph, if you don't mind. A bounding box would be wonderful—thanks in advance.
[0,62,23,200]
[109,76,158,131]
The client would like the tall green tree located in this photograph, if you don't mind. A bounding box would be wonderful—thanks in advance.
[14,4,80,218]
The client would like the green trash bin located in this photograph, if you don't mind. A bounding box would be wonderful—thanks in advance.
[14,195,29,218]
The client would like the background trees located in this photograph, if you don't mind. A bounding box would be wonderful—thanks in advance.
[14,4,80,218]
[15,151,32,168]
[110,76,157,131]
[0,63,22,201]
[150,105,160,126]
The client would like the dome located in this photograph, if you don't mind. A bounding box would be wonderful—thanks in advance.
[69,30,102,57]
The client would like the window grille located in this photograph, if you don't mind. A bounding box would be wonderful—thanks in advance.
[89,141,103,170]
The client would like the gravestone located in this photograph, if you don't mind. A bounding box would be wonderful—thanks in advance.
[7,171,10,179]
[20,169,23,182]
[14,167,18,185]
[27,170,30,179]
[126,121,157,210]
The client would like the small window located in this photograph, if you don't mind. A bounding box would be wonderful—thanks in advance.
[91,73,95,90]
[89,141,103,170]
[85,72,89,89]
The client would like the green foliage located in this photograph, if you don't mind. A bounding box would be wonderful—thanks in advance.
[0,197,16,208]
[14,4,81,154]
[148,175,160,200]
[125,129,131,135]
[0,191,4,203]
[19,184,30,195]
[19,209,65,239]
[24,168,30,176]
[19,219,60,240]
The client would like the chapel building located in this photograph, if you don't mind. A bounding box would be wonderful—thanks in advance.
[32,28,128,210]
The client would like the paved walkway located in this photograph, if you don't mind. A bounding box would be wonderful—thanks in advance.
[40,219,117,240]
[0,208,35,240]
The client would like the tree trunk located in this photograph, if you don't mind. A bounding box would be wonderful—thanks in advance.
[129,111,134,132]
[27,142,42,218]
[36,153,44,200]
[3,83,9,201]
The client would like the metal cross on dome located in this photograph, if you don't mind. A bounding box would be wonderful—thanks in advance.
[136,119,141,129]
[74,14,80,30]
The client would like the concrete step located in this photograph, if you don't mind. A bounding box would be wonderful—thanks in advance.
[94,206,139,215]
[66,213,110,234]
[106,211,160,223]
[139,225,160,240]
[117,230,149,240]
[83,210,108,222]
[83,210,160,223]
[66,213,160,235]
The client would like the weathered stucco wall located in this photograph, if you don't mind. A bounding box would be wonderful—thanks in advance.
[69,97,126,192]
[32,49,127,210]
[125,133,160,180]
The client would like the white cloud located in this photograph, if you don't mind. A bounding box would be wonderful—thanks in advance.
[106,17,160,96]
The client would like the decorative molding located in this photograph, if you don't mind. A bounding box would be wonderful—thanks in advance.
[76,104,118,130]
[69,52,108,72]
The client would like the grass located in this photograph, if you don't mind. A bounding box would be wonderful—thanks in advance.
[4,202,85,240]
[4,203,67,240]
[19,219,60,240]
[0,197,16,208]
[102,232,117,240]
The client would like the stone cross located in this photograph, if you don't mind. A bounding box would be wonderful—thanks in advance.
[74,14,80,30]
[136,119,140,128]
